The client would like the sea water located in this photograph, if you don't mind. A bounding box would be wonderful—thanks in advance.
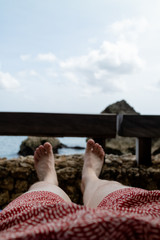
[0,136,86,159]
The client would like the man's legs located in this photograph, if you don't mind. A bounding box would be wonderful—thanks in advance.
[28,142,71,203]
[81,139,130,208]
[28,139,128,207]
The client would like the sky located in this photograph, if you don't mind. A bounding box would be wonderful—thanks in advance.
[1,0,160,114]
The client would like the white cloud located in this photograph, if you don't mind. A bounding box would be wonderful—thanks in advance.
[111,18,148,41]
[17,70,38,77]
[46,68,58,78]
[36,53,56,62]
[15,18,147,95]
[0,71,20,90]
[98,40,144,73]
[60,39,144,92]
[59,18,146,93]
[63,72,79,83]
[29,70,38,76]
[20,54,31,61]
[88,37,98,44]
[17,70,27,77]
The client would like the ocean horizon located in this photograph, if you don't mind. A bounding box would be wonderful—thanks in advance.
[0,136,86,159]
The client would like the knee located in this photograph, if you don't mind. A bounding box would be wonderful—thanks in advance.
[96,179,125,194]
[108,180,124,187]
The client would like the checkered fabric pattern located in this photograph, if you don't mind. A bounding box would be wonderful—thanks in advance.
[0,188,160,239]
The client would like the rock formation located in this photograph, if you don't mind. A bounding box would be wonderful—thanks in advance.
[101,99,139,115]
[19,137,63,156]
[18,137,85,156]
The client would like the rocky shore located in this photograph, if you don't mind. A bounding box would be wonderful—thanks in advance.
[0,153,160,209]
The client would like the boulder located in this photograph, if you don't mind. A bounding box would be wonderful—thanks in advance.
[106,136,136,155]
[19,137,62,156]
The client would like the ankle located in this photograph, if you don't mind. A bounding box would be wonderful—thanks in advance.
[44,174,58,186]
[81,172,98,192]
[82,168,98,180]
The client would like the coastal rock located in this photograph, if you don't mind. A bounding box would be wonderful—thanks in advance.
[106,136,136,155]
[0,166,9,177]
[0,190,9,206]
[18,137,85,156]
[15,180,28,193]
[0,176,14,191]
[19,137,62,156]
[101,99,139,115]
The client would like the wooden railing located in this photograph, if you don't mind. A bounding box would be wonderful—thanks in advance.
[0,112,116,137]
[0,112,160,166]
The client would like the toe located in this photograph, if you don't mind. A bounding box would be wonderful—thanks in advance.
[93,143,99,152]
[44,142,53,153]
[34,151,40,161]
[93,143,104,159]
[39,145,45,155]
[35,147,41,157]
[99,146,105,159]
[100,147,105,157]
[86,139,95,152]
[92,144,98,155]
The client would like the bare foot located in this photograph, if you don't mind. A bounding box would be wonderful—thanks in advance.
[34,142,58,185]
[81,139,105,193]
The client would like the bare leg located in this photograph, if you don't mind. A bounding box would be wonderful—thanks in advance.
[82,139,130,208]
[28,142,71,203]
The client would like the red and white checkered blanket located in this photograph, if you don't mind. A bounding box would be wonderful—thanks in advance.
[0,188,160,239]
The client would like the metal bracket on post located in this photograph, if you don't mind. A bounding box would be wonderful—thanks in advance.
[136,138,152,165]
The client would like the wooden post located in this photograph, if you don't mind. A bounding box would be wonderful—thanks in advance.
[136,138,152,165]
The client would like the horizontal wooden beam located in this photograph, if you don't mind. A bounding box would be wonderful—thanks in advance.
[117,114,160,138]
[0,112,116,138]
